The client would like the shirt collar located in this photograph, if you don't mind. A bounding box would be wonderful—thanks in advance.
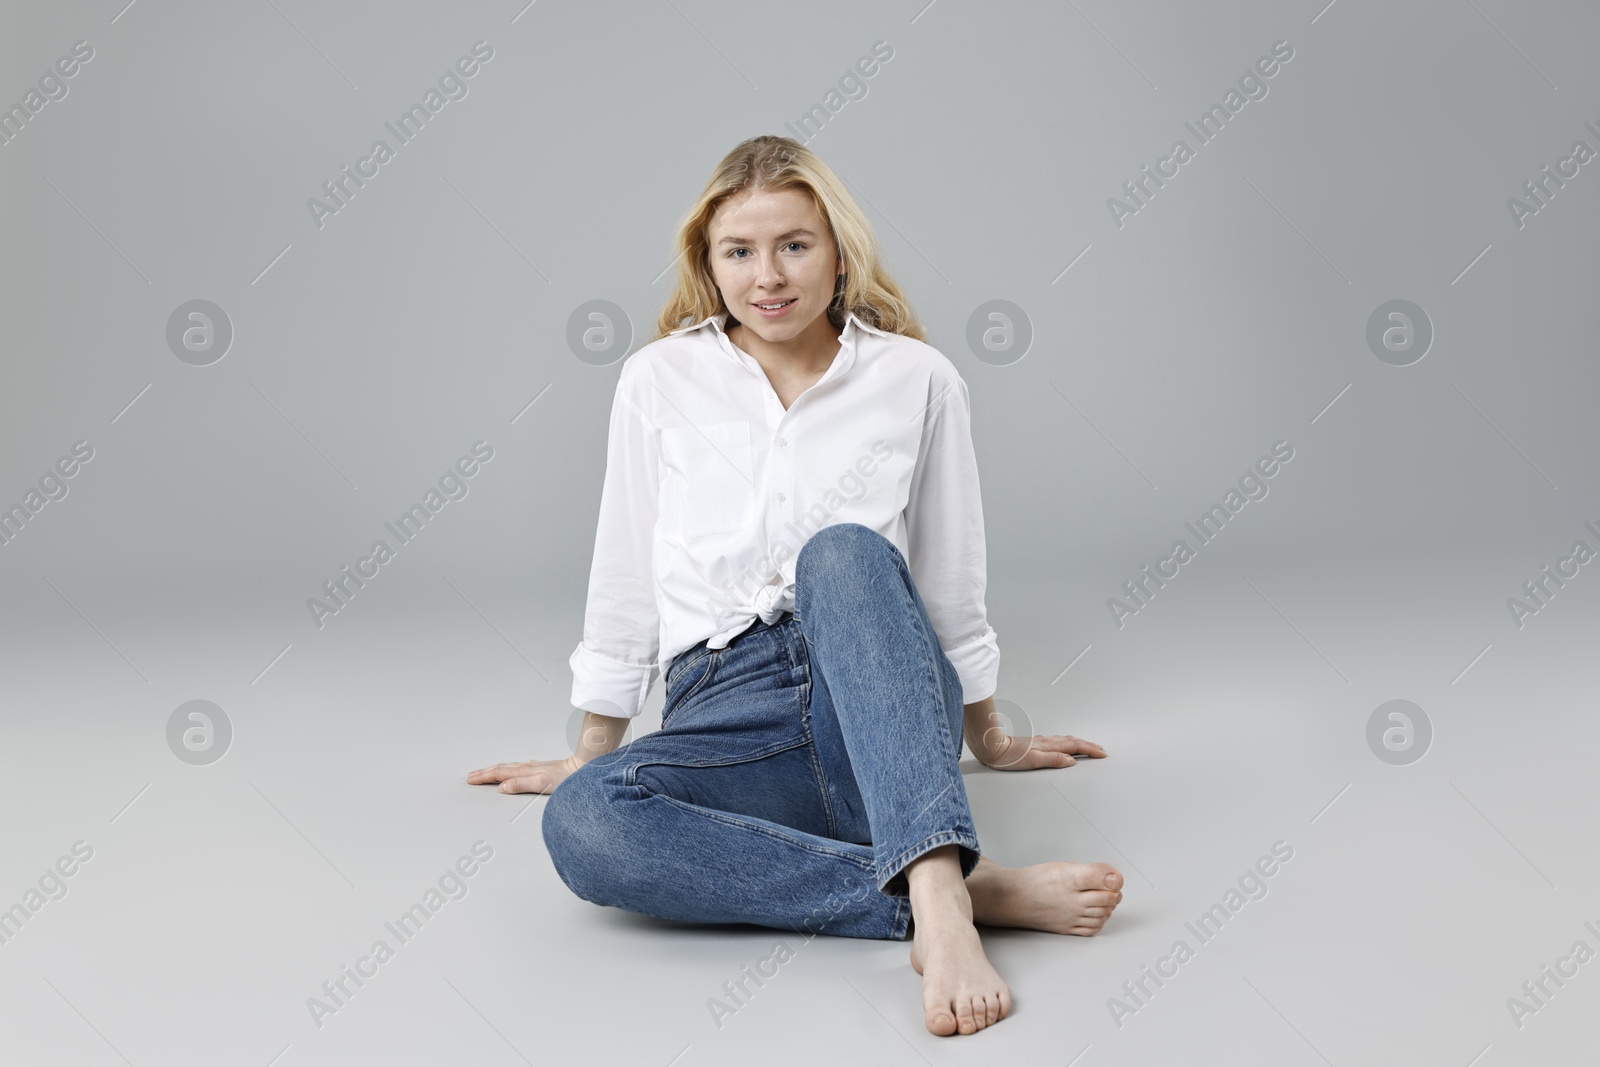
[669,308,890,392]
[667,308,892,342]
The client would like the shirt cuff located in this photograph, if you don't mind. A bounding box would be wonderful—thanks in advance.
[569,643,657,720]
[942,630,1000,704]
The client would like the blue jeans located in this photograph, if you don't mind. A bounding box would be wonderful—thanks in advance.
[542,522,982,941]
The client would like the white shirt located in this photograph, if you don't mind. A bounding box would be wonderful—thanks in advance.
[568,309,1000,719]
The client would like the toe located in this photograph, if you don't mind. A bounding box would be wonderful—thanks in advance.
[925,1003,957,1037]
[955,997,978,1034]
[1063,862,1123,892]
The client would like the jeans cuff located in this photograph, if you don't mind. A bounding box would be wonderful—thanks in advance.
[890,891,911,940]
[878,829,982,898]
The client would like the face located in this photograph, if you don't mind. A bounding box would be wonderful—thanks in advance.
[705,187,844,353]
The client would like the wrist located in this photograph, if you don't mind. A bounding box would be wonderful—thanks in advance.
[965,723,1011,766]
[573,710,629,764]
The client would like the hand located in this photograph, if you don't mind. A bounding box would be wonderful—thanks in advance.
[980,733,1106,771]
[468,710,631,794]
[467,755,582,795]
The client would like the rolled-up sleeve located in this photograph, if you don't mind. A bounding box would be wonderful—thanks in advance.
[904,367,1000,704]
[568,364,661,719]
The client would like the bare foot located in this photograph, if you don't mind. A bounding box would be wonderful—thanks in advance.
[907,895,1013,1036]
[903,846,1012,1037]
[965,856,1124,935]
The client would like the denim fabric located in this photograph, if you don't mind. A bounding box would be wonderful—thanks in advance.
[541,522,982,941]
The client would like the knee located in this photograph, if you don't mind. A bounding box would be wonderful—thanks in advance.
[796,522,895,592]
[540,765,614,900]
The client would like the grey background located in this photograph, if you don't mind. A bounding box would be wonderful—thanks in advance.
[2,0,1596,1064]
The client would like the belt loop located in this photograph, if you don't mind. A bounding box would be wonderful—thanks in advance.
[783,611,805,677]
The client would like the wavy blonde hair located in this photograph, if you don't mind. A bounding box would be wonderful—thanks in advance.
[653,135,926,343]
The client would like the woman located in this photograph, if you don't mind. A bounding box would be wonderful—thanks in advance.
[469,135,1123,1037]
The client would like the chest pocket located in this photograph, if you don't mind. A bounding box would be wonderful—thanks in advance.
[660,419,757,540]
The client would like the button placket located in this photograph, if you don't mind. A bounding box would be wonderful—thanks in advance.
[771,421,793,506]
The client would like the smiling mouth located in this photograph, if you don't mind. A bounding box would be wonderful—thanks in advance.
[752,299,796,310]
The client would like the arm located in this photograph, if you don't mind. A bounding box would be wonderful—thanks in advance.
[567,364,663,722]
[903,367,1103,771]
[469,366,659,795]
[903,370,1001,706]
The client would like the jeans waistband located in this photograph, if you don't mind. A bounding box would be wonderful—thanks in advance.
[737,611,793,641]
[670,612,794,680]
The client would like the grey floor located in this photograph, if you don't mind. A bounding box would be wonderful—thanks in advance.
[2,553,1594,1067]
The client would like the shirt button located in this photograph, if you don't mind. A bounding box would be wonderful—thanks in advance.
[776,492,786,502]
[776,437,786,447]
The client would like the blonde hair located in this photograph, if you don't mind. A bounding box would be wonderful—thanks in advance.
[653,135,926,343]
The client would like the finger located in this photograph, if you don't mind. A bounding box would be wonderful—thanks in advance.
[1046,735,1106,756]
[1001,740,1050,770]
[1008,749,1072,771]
[470,762,523,777]
[490,760,541,777]
[499,775,553,796]
[1017,742,1076,767]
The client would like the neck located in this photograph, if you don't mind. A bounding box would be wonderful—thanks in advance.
[729,314,843,372]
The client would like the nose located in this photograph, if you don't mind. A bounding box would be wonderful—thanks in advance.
[754,253,785,288]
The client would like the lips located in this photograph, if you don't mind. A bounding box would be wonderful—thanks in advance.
[752,298,795,309]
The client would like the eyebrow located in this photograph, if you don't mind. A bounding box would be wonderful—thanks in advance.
[715,228,818,247]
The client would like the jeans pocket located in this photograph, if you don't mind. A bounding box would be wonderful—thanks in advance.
[662,649,718,727]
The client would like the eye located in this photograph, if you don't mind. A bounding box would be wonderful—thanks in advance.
[728,242,806,259]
